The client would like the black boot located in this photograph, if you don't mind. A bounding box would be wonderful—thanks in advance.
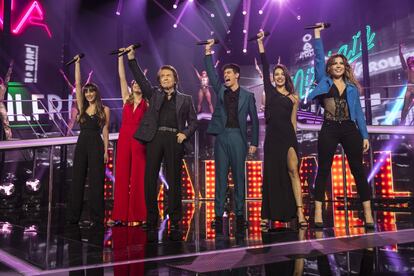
[214,216,223,235]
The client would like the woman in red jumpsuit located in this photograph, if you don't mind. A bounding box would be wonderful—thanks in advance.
[108,50,147,226]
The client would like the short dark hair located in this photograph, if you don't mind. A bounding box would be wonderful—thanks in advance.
[157,65,179,88]
[222,63,240,75]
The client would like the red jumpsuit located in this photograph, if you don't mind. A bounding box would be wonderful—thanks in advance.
[112,101,147,222]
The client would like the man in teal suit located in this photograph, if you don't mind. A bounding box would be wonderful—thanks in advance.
[204,40,259,235]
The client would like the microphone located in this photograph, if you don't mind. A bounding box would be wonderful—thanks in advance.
[196,39,220,45]
[248,31,270,42]
[110,43,142,55]
[304,23,331,30]
[65,53,85,66]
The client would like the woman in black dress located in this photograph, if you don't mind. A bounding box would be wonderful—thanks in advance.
[256,31,305,231]
[67,54,110,225]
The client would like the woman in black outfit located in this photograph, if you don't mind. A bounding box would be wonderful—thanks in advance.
[67,55,110,225]
[256,31,305,231]
[308,24,374,228]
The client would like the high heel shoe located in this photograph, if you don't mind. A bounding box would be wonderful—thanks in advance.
[297,206,308,229]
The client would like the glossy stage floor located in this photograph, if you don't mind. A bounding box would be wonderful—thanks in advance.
[0,200,414,275]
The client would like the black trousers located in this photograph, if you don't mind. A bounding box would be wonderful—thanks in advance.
[67,133,105,224]
[314,120,371,202]
[145,130,184,226]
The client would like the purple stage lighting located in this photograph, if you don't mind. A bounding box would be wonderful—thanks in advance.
[210,13,215,17]
[173,4,178,9]
[259,9,263,15]
[173,23,178,28]
[242,10,247,15]
[226,50,231,54]
[115,0,123,16]
[297,15,301,20]
[243,48,247,53]
[226,12,231,17]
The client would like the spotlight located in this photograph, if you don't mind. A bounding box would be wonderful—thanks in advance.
[259,10,263,15]
[210,13,215,18]
[243,29,247,34]
[173,4,178,9]
[227,30,231,34]
[0,222,12,234]
[243,48,247,53]
[211,50,215,54]
[25,178,41,193]
[210,31,214,35]
[115,11,120,16]
[297,15,301,20]
[226,50,231,54]
[173,24,178,28]
[226,12,231,17]
[242,10,247,15]
[0,182,15,197]
[188,0,194,2]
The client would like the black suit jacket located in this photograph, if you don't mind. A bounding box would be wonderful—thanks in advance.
[128,59,198,153]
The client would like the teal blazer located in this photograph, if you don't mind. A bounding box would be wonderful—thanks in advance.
[204,55,259,147]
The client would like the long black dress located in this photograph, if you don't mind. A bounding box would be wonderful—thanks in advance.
[260,52,298,221]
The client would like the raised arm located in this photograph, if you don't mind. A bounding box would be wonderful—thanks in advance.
[313,24,327,84]
[74,55,83,112]
[126,45,154,100]
[4,61,13,84]
[192,65,201,80]
[118,50,129,104]
[204,39,222,94]
[254,57,263,79]
[399,42,408,71]
[256,31,273,96]
[102,106,110,163]
[59,68,75,90]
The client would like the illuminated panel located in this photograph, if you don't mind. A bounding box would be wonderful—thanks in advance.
[205,201,215,239]
[204,160,215,199]
[373,151,410,198]
[299,156,318,195]
[246,161,262,199]
[181,160,195,200]
[247,201,262,240]
[104,148,114,200]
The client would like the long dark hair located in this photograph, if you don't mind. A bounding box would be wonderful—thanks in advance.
[326,54,362,93]
[272,64,295,94]
[78,83,106,127]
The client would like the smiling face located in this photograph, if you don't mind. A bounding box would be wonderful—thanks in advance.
[273,68,286,87]
[327,55,346,79]
[84,88,97,103]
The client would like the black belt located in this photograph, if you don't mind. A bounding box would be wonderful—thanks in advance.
[158,126,178,133]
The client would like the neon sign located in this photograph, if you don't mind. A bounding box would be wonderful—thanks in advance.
[0,1,51,38]
[293,25,376,99]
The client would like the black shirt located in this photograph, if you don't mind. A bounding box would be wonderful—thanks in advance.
[321,83,350,121]
[224,87,240,128]
[158,91,178,128]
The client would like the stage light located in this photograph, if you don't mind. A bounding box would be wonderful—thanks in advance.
[25,178,41,192]
[0,222,12,234]
[210,13,215,18]
[188,0,194,2]
[0,182,15,197]
[227,30,231,34]
[226,12,231,17]
[173,24,178,28]
[242,10,247,15]
[173,4,178,9]
[243,48,247,53]
[226,50,231,54]
[259,9,263,15]
[297,15,301,20]
[243,29,247,34]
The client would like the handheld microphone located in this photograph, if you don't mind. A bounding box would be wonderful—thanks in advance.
[110,43,141,55]
[304,23,331,30]
[248,31,270,42]
[65,53,85,66]
[196,39,220,45]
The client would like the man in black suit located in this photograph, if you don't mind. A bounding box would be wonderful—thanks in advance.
[126,45,197,239]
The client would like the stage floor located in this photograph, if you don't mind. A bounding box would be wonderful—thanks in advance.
[0,200,413,275]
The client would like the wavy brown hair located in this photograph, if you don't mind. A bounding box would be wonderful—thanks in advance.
[326,54,362,93]
[272,64,295,95]
[77,83,106,127]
